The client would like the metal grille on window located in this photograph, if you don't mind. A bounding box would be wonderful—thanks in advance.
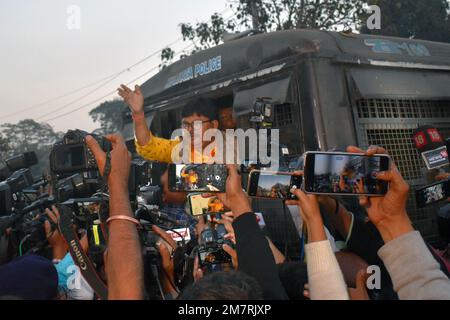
[274,103,293,127]
[356,99,450,119]
[366,128,423,181]
[353,98,450,242]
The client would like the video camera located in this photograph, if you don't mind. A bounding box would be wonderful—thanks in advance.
[0,151,38,182]
[0,168,35,215]
[249,97,274,125]
[50,129,167,201]
[50,129,111,174]
[129,159,166,200]
[55,173,100,203]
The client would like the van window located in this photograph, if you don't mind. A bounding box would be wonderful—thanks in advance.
[352,97,450,242]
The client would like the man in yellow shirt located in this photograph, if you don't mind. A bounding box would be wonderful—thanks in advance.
[118,84,220,163]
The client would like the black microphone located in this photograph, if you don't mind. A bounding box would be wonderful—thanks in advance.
[152,210,179,224]
[136,206,180,225]
[412,125,444,154]
[21,196,55,214]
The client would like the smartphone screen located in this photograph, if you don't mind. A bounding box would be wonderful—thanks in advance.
[446,138,450,165]
[416,180,449,208]
[198,247,232,266]
[189,193,226,216]
[304,152,390,196]
[168,164,227,192]
[247,170,302,199]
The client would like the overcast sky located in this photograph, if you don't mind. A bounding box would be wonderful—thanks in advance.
[0,0,230,132]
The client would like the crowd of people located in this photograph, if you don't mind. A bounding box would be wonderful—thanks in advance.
[0,84,449,300]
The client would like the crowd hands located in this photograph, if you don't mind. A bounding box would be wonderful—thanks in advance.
[1,85,449,301]
[3,139,448,300]
[83,142,450,300]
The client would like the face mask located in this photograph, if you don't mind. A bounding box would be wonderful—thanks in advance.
[55,253,94,300]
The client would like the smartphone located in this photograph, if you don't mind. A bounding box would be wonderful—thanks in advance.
[197,228,232,267]
[246,170,303,200]
[198,246,232,267]
[188,193,226,216]
[446,138,450,164]
[303,151,390,196]
[415,180,450,208]
[168,164,227,192]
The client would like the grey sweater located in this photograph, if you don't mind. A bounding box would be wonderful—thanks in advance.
[378,231,450,300]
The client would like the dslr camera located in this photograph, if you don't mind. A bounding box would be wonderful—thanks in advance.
[50,129,111,174]
[249,97,274,124]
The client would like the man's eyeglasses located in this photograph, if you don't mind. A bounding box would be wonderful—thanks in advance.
[181,120,211,130]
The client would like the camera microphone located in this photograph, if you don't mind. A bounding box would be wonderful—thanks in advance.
[412,126,448,170]
[153,210,179,224]
[136,206,179,225]
[21,197,55,214]
[412,125,444,153]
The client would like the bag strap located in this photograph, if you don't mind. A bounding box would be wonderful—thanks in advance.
[98,151,111,240]
[58,204,108,300]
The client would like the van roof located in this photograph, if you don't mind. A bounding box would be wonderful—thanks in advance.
[140,29,450,106]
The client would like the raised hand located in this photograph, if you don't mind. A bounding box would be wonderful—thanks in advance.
[285,172,327,243]
[346,145,413,242]
[86,134,131,190]
[117,84,144,114]
[203,165,251,218]
[44,205,68,259]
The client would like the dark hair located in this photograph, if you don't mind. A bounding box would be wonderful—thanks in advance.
[277,262,308,300]
[181,98,219,121]
[217,95,234,109]
[179,271,263,300]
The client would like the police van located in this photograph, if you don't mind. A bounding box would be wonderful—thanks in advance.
[122,29,450,253]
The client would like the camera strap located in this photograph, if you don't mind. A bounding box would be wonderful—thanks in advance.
[57,204,108,300]
[98,151,112,239]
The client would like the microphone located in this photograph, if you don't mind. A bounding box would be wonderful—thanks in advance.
[152,210,179,225]
[412,125,444,154]
[412,126,448,170]
[21,196,55,214]
[136,206,179,225]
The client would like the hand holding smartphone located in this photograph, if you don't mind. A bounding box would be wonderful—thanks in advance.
[188,193,226,216]
[168,164,227,192]
[303,151,390,196]
[246,170,302,200]
[415,179,450,208]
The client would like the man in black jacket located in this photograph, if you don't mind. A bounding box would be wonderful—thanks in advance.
[210,165,288,300]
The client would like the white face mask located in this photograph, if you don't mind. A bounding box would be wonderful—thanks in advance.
[67,274,94,300]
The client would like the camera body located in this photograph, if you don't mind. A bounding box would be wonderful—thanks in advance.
[0,168,35,214]
[138,185,163,208]
[0,151,38,182]
[50,129,111,174]
[129,159,166,196]
[5,152,38,173]
[55,172,99,203]
[250,97,274,124]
